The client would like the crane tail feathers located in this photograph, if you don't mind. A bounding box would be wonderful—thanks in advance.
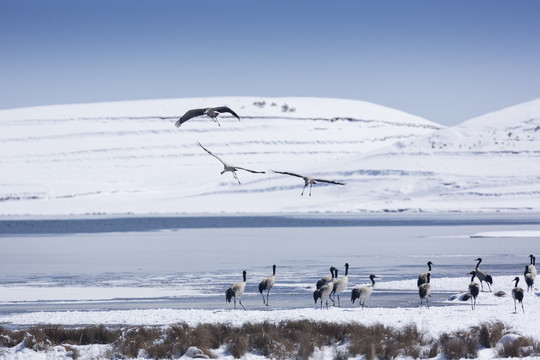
[225,288,234,303]
[313,289,321,304]
[351,288,360,303]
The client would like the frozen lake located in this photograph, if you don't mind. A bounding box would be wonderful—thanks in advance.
[0,213,539,320]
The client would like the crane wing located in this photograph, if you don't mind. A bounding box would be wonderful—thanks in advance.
[175,108,206,127]
[197,142,226,165]
[272,170,305,179]
[236,166,266,174]
[213,106,240,120]
[313,178,345,185]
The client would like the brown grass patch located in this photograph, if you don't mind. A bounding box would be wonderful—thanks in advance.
[0,320,539,359]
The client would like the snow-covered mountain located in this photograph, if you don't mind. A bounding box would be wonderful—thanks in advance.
[359,98,540,212]
[1,96,538,215]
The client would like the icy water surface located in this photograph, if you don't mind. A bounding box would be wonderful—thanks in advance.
[0,214,539,315]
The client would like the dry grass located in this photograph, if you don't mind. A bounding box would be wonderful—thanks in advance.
[0,320,539,359]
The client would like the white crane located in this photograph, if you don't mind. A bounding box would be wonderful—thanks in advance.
[419,273,432,309]
[528,254,537,279]
[524,266,534,292]
[272,170,345,196]
[314,269,336,309]
[511,276,525,313]
[351,274,378,309]
[225,270,247,310]
[175,106,240,127]
[467,271,480,310]
[417,261,433,287]
[332,263,349,307]
[259,264,276,306]
[313,274,334,310]
[198,142,265,184]
[316,267,337,290]
[474,258,493,292]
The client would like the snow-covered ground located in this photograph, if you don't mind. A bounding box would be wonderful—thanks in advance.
[0,275,539,360]
[2,96,539,215]
[1,96,540,358]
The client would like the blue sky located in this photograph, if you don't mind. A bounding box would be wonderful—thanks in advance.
[1,0,539,125]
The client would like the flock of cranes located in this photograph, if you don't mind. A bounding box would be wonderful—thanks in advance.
[225,255,537,312]
[176,106,346,195]
[176,106,537,313]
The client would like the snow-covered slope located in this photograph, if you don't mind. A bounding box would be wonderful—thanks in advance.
[1,96,539,215]
[357,98,540,212]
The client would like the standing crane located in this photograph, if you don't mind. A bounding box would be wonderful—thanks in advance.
[511,277,525,313]
[417,261,433,287]
[467,271,480,310]
[474,258,493,292]
[351,274,378,309]
[259,265,276,306]
[419,273,432,309]
[225,270,247,310]
[331,263,349,307]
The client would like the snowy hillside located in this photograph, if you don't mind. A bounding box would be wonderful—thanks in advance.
[1,96,539,215]
[359,98,540,212]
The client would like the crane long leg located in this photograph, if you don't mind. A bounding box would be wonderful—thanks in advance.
[232,172,241,185]
[309,183,313,196]
[239,299,246,310]
[301,184,307,196]
[261,292,266,305]
[266,291,270,306]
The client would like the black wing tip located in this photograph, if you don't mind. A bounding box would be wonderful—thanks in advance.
[214,106,240,120]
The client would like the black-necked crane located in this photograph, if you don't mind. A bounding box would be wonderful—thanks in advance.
[528,254,537,279]
[511,276,525,313]
[225,270,247,310]
[331,263,349,307]
[474,258,493,292]
[524,265,534,292]
[316,267,337,290]
[314,269,336,309]
[468,271,480,310]
[198,142,265,184]
[419,273,432,309]
[175,106,240,127]
[417,261,433,287]
[259,264,276,306]
[272,170,345,196]
[351,274,378,309]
